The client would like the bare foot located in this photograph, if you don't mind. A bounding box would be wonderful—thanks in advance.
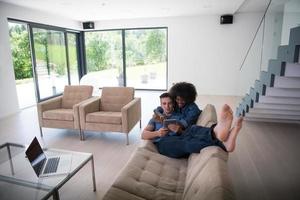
[224,117,243,152]
[213,104,233,141]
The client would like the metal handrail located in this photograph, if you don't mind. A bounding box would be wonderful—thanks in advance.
[239,0,272,70]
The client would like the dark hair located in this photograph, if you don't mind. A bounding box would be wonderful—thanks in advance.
[169,82,197,104]
[159,92,173,100]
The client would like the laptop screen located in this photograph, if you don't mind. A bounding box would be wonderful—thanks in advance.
[25,137,44,163]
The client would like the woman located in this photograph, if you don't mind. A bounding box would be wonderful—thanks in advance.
[154,82,201,129]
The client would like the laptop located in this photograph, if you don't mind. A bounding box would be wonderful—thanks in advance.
[25,137,72,177]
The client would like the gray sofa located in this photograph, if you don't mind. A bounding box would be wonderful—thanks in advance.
[103,104,235,200]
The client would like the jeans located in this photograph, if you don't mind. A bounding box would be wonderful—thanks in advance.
[154,125,226,158]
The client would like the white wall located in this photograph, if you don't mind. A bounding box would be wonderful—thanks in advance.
[0,2,80,119]
[95,13,263,96]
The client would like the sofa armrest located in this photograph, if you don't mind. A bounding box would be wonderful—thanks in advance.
[37,96,63,126]
[196,104,217,127]
[79,97,101,129]
[121,97,141,133]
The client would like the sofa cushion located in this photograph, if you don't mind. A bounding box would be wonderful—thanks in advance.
[42,109,74,121]
[86,111,122,124]
[103,187,145,200]
[111,148,187,200]
[139,140,159,153]
[100,87,134,112]
[62,85,93,109]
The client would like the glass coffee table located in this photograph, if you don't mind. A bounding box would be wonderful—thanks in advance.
[0,142,96,200]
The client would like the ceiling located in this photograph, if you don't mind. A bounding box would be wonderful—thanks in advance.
[0,0,270,22]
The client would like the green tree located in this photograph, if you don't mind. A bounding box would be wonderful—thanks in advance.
[34,31,51,75]
[146,30,166,63]
[9,24,33,80]
[125,30,146,66]
[86,34,109,72]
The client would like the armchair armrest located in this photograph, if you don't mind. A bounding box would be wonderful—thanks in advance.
[121,97,141,133]
[37,96,62,126]
[196,104,217,127]
[79,97,101,129]
[73,97,99,129]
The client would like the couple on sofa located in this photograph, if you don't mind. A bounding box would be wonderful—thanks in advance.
[142,82,243,158]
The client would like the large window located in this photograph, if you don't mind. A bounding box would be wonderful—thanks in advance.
[8,22,36,108]
[32,28,69,99]
[125,29,167,89]
[84,30,123,89]
[84,28,167,90]
[8,19,81,103]
[30,27,81,101]
[67,33,80,85]
[8,20,166,106]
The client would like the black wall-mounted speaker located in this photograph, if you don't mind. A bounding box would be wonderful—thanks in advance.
[220,15,233,24]
[83,22,95,29]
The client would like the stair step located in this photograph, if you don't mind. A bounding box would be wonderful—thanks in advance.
[249,108,300,115]
[277,45,289,62]
[265,87,300,97]
[254,103,300,111]
[244,117,300,124]
[289,26,300,45]
[285,63,300,77]
[273,76,300,88]
[259,96,300,105]
[245,113,300,120]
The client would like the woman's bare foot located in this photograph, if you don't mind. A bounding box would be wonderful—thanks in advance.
[213,104,233,141]
[224,117,243,152]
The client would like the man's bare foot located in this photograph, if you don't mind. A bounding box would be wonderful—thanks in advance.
[213,104,233,141]
[224,117,243,152]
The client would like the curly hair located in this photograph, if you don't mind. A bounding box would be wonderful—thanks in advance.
[169,82,197,104]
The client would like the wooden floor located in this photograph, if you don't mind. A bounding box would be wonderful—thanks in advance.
[0,91,299,200]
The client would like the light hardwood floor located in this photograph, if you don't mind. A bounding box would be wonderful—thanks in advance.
[0,91,299,200]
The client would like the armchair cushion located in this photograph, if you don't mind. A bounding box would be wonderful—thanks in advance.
[86,111,122,124]
[62,85,93,109]
[43,109,74,121]
[100,87,134,112]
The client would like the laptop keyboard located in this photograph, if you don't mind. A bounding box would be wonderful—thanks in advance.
[34,159,46,175]
[43,157,60,174]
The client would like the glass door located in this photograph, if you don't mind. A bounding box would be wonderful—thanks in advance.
[8,21,36,108]
[125,28,167,90]
[82,30,123,89]
[67,32,80,85]
[31,27,69,100]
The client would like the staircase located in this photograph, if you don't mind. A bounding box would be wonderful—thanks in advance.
[236,26,300,124]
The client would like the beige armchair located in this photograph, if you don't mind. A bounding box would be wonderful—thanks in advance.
[79,87,141,144]
[37,85,93,139]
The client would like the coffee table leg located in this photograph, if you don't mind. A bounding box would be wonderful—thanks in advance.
[91,156,96,191]
[53,189,60,200]
[7,145,15,175]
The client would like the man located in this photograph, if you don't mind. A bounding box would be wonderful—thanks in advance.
[142,92,243,158]
[142,93,182,142]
